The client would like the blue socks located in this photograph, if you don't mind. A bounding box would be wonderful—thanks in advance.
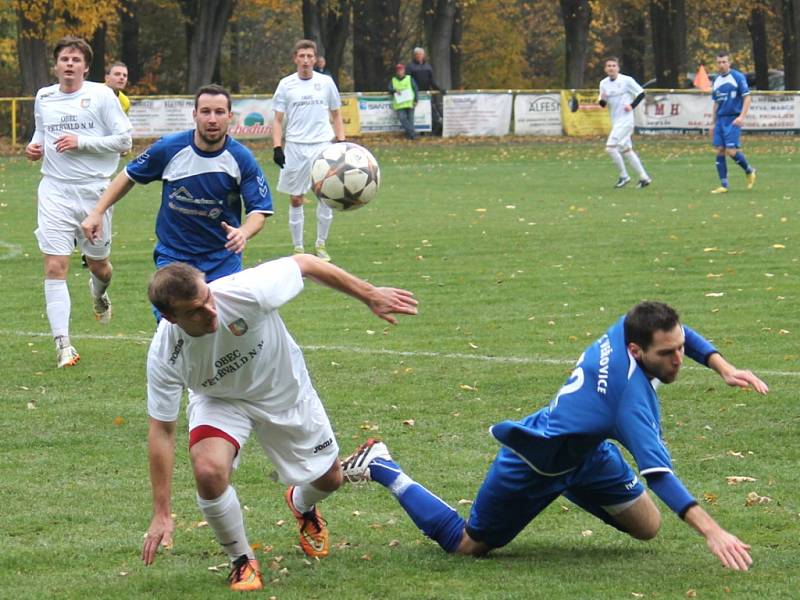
[369,458,465,553]
[715,155,728,187]
[732,151,752,173]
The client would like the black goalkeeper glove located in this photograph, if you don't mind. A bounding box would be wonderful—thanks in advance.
[273,146,285,168]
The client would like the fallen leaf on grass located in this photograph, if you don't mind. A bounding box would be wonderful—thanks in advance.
[113,416,125,426]
[705,292,724,297]
[745,492,771,506]
[457,499,473,506]
[703,492,718,504]
[580,530,593,537]
[27,401,36,410]
[459,384,477,391]
[686,590,697,598]
[388,539,400,547]
[726,476,756,485]
[402,419,415,427]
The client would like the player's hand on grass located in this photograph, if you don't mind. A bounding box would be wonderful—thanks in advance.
[704,527,752,571]
[273,146,285,168]
[54,134,79,153]
[721,368,769,395]
[80,212,104,243]
[25,143,43,161]
[368,287,418,324]
[221,221,246,254]
[141,513,175,566]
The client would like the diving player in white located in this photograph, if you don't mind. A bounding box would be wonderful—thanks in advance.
[342,301,767,571]
[25,36,132,368]
[598,57,651,189]
[140,255,417,591]
[272,39,345,262]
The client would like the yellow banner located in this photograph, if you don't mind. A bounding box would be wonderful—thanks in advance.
[340,95,361,136]
[560,90,610,136]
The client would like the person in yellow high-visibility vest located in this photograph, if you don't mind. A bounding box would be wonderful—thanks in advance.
[388,63,418,140]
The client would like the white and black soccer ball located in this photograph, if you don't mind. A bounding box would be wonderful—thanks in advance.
[310,142,381,211]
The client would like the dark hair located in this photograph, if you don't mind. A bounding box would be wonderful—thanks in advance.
[105,61,128,75]
[624,301,681,351]
[716,51,730,59]
[604,57,620,66]
[194,84,231,111]
[293,39,317,56]
[53,36,93,65]
[148,262,204,316]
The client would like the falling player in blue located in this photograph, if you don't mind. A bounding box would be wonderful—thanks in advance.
[342,301,768,571]
[711,52,756,194]
[82,84,273,282]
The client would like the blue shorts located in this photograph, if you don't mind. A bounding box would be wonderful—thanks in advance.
[466,441,644,549]
[713,115,741,149]
[154,245,242,282]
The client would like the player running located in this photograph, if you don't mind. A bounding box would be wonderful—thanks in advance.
[342,301,768,571]
[598,57,651,189]
[710,52,757,194]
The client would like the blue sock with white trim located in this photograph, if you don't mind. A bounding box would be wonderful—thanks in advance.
[732,151,752,173]
[715,155,728,187]
[369,458,465,552]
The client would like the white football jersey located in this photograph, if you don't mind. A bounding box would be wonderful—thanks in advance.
[147,257,313,421]
[272,72,342,143]
[599,74,643,125]
[31,81,132,180]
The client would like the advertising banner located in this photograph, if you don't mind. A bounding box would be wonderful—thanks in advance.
[514,93,562,135]
[340,95,361,136]
[560,90,610,136]
[129,98,194,138]
[357,95,432,133]
[443,93,512,137]
[230,97,273,138]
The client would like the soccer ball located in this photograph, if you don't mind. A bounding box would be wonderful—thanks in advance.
[310,142,381,211]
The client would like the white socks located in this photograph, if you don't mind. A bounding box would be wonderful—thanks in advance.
[291,483,332,515]
[289,205,305,247]
[197,486,254,560]
[45,279,70,339]
[315,202,333,247]
[625,149,649,180]
[606,146,627,178]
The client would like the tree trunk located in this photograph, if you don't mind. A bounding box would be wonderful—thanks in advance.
[422,0,458,90]
[229,18,240,93]
[450,2,463,89]
[748,3,769,90]
[650,0,687,88]
[560,0,592,88]
[89,24,107,83]
[16,6,51,96]
[180,0,236,92]
[302,0,325,56]
[303,0,350,85]
[352,0,400,92]
[120,0,140,84]
[782,0,800,89]
[620,2,646,83]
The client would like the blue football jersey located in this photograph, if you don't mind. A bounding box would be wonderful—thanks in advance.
[126,130,273,257]
[712,69,750,117]
[491,317,717,478]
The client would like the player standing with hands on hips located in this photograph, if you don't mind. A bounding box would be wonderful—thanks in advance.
[710,52,757,194]
[140,254,417,591]
[26,36,132,368]
[598,57,651,189]
[272,39,345,262]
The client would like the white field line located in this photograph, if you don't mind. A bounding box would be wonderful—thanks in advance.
[4,328,799,378]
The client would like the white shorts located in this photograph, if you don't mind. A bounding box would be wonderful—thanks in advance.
[186,389,339,486]
[277,141,332,197]
[35,177,112,259]
[606,120,634,151]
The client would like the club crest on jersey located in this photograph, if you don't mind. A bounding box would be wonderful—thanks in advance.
[81,98,91,108]
[314,83,321,91]
[227,318,248,336]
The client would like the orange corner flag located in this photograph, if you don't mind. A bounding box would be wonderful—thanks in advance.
[694,65,711,92]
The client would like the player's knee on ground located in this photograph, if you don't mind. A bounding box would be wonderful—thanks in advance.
[454,530,490,556]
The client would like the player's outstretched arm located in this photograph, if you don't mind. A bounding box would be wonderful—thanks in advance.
[707,353,769,395]
[683,505,752,571]
[292,254,417,324]
[142,417,177,566]
[81,170,136,242]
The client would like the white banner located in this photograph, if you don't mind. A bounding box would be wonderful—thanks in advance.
[514,93,562,135]
[443,93,512,137]
[230,98,273,138]
[636,92,800,134]
[357,95,432,133]
[129,98,194,138]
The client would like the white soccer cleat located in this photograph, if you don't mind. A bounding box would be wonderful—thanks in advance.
[340,439,392,484]
[57,345,80,368]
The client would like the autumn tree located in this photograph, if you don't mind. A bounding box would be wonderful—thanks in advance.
[352,0,401,91]
[421,0,461,90]
[302,0,350,82]
[559,0,591,87]
[782,0,800,88]
[179,0,235,91]
[650,0,687,87]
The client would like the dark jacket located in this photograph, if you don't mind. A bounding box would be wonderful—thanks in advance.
[406,60,439,91]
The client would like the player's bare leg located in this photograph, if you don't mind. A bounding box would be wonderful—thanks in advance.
[611,492,661,540]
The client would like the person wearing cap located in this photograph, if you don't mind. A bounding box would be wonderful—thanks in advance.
[388,63,418,140]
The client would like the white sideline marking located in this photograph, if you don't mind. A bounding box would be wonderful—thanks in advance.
[4,329,799,378]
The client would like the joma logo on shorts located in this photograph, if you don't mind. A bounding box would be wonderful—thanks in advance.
[313,438,333,454]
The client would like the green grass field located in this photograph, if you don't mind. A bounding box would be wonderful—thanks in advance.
[0,136,798,599]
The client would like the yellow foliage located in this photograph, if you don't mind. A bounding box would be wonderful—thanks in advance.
[14,0,123,42]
